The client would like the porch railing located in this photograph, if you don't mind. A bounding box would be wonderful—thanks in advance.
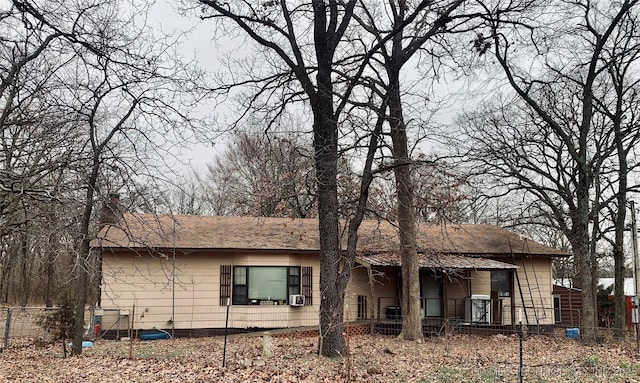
[376,296,556,327]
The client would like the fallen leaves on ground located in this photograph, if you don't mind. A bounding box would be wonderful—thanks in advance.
[2,333,640,382]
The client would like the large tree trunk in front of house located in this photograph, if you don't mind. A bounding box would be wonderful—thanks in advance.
[572,180,597,341]
[612,98,629,340]
[72,242,88,355]
[613,213,626,339]
[613,152,628,339]
[388,64,422,342]
[314,25,345,357]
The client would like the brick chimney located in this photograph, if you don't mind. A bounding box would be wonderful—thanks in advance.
[100,193,123,226]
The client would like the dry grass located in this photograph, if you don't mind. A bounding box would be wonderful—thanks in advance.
[1,333,640,382]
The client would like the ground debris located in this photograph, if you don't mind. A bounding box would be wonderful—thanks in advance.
[1,334,639,382]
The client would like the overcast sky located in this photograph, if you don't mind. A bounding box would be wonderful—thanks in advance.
[147,1,228,174]
[143,1,474,176]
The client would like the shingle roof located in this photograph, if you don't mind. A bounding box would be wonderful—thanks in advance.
[355,252,518,270]
[95,213,566,257]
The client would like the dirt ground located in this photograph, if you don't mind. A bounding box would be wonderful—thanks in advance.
[1,333,640,382]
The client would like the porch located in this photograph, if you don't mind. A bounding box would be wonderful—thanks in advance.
[367,297,556,336]
[377,297,506,325]
[350,251,556,332]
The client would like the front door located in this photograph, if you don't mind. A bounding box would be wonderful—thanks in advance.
[421,273,442,317]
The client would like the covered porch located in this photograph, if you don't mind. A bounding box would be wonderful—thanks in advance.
[351,252,532,333]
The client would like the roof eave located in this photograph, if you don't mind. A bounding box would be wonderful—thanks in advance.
[97,246,319,255]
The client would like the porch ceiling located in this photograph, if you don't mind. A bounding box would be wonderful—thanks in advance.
[355,252,519,271]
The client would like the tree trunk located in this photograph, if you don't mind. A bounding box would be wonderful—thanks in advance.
[388,67,422,341]
[44,233,56,307]
[613,95,629,340]
[314,28,344,357]
[1,253,11,303]
[72,161,100,356]
[72,235,91,356]
[315,125,344,357]
[72,245,88,356]
[20,229,28,307]
[574,184,597,341]
[613,219,626,339]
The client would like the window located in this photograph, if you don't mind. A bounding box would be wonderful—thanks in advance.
[491,271,511,297]
[231,266,301,305]
[288,267,300,295]
[232,267,248,304]
[553,295,561,323]
[357,295,368,319]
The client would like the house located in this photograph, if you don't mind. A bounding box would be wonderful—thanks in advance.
[551,284,582,327]
[597,277,635,329]
[93,212,567,337]
[553,278,637,329]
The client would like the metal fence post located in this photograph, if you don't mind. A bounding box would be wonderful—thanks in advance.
[3,308,12,349]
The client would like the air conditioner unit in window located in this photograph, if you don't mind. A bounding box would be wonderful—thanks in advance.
[289,294,305,307]
[465,294,491,323]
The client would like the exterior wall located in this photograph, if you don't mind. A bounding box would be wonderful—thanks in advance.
[444,274,469,300]
[100,250,320,331]
[458,258,555,326]
[509,257,554,325]
[346,266,399,321]
[344,265,371,320]
[101,249,556,330]
[469,271,491,296]
[345,257,556,326]
[552,285,582,327]
[443,272,469,318]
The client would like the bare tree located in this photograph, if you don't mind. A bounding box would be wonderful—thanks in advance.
[204,129,316,217]
[0,1,85,305]
[459,0,640,340]
[194,0,366,357]
[590,8,640,338]
[353,0,479,341]
[163,175,212,216]
[193,0,449,356]
[9,0,205,355]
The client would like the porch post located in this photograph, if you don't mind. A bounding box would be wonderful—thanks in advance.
[442,275,448,320]
[367,266,375,334]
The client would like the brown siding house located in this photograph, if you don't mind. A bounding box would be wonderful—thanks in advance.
[552,284,583,327]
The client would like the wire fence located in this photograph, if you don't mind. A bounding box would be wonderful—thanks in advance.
[1,306,56,349]
[91,304,322,340]
[1,303,630,351]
